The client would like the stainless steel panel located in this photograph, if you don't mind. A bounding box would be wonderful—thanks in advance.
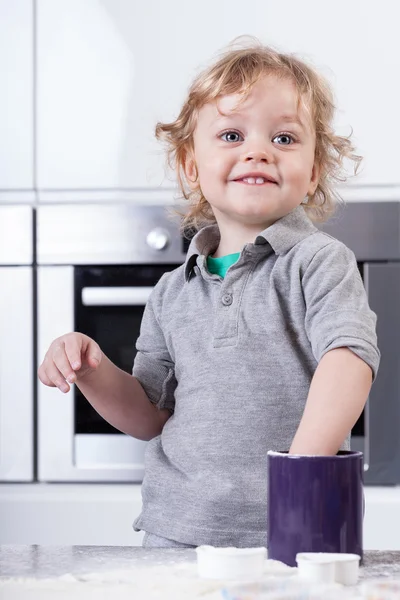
[320,202,400,261]
[350,436,364,455]
[37,204,186,265]
[37,202,400,264]
[363,262,400,484]
[0,206,33,264]
[0,267,33,480]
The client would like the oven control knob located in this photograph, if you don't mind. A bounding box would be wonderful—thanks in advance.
[146,228,170,251]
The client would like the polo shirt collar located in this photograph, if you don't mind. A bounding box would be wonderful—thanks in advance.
[184,225,220,281]
[184,206,317,281]
[255,205,318,254]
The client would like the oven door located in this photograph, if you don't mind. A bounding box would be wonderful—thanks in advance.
[37,264,178,482]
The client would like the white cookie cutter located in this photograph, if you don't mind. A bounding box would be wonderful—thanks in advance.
[196,545,266,580]
[296,552,361,586]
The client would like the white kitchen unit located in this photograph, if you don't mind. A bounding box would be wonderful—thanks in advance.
[36,0,271,196]
[0,484,400,549]
[0,484,145,546]
[36,0,400,201]
[0,0,34,202]
[0,206,34,481]
[255,0,400,193]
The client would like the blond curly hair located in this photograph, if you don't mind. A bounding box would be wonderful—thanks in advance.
[156,38,361,232]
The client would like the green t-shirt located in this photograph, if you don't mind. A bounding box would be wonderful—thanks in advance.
[207,252,240,278]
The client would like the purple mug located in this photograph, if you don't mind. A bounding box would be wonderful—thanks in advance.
[267,450,364,567]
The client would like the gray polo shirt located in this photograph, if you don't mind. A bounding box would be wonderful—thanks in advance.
[132,205,380,547]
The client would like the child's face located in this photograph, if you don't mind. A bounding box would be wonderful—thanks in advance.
[186,75,320,230]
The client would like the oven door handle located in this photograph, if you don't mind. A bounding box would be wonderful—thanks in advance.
[81,286,154,306]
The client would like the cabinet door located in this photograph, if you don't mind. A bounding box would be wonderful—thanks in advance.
[253,0,400,190]
[0,0,33,191]
[0,267,34,481]
[36,0,273,193]
[37,0,400,194]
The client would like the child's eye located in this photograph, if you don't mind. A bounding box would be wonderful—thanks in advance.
[272,133,295,145]
[220,130,243,143]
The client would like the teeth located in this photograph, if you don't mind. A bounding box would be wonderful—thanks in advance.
[242,177,266,184]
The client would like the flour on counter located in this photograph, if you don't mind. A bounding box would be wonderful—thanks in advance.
[0,559,305,600]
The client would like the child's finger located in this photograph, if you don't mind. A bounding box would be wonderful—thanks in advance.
[53,342,78,384]
[37,365,56,387]
[87,342,102,369]
[64,336,85,373]
[43,361,70,393]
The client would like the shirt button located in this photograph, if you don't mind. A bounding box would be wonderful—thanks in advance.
[222,293,233,306]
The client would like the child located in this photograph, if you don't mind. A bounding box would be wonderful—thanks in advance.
[38,40,380,549]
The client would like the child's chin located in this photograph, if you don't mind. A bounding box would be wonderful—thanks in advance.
[233,211,276,226]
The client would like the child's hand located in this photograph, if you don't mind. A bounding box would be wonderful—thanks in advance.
[38,332,102,393]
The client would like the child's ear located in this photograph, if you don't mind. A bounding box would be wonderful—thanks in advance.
[184,152,198,190]
[307,161,321,196]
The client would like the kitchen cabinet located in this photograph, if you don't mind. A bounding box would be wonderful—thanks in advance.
[0,206,34,482]
[258,0,400,191]
[0,267,34,481]
[1,485,400,548]
[36,0,400,197]
[36,0,270,194]
[0,0,34,197]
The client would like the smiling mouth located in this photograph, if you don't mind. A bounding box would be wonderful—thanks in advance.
[233,177,278,185]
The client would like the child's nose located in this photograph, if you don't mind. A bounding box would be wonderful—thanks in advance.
[241,149,273,163]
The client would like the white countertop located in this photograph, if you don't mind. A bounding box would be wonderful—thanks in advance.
[1,545,400,600]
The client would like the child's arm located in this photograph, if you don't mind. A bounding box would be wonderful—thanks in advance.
[78,273,176,440]
[77,353,171,441]
[295,239,380,455]
[38,331,171,441]
[289,347,372,455]
[39,271,176,441]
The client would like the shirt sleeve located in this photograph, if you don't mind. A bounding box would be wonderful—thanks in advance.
[302,239,381,381]
[132,275,176,412]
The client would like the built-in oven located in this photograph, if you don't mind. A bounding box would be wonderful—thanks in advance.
[37,202,400,484]
[0,205,34,481]
[37,204,186,482]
